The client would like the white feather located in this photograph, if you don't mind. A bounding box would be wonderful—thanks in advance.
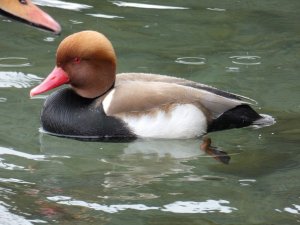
[120,104,207,139]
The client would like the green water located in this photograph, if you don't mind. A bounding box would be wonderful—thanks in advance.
[0,0,299,224]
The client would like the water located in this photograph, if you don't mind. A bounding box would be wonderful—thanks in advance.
[0,0,299,224]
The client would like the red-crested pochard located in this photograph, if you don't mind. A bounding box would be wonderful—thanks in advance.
[0,0,61,34]
[30,30,274,140]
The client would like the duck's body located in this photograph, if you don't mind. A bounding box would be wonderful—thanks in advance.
[30,31,274,140]
[0,0,61,34]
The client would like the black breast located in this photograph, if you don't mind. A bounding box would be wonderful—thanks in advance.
[41,88,136,141]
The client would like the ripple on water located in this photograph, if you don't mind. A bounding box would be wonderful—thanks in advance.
[284,204,300,214]
[47,196,237,214]
[1,19,12,23]
[276,202,300,215]
[239,179,257,186]
[0,72,42,88]
[0,98,7,103]
[43,37,56,42]
[0,57,31,68]
[69,19,83,24]
[0,202,40,225]
[178,175,226,182]
[0,178,34,184]
[0,146,70,171]
[33,0,92,11]
[87,14,124,19]
[229,55,261,66]
[0,158,25,170]
[0,146,70,160]
[225,66,240,73]
[112,1,188,9]
[175,57,206,65]
[206,8,226,12]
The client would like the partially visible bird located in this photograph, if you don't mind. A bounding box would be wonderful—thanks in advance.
[0,0,61,34]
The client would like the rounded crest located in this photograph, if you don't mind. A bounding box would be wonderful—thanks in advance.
[56,30,116,66]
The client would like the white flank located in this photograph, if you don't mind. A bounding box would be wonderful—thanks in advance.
[120,104,207,139]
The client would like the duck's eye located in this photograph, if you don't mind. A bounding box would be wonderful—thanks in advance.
[19,0,28,5]
[73,57,81,64]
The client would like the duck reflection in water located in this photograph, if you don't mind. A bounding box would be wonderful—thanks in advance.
[38,134,230,192]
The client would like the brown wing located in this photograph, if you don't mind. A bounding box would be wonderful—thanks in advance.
[105,77,246,120]
[116,73,257,104]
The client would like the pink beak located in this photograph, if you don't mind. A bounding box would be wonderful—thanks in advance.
[0,0,61,34]
[30,66,69,97]
[27,3,61,34]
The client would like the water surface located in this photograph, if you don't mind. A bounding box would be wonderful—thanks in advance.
[0,0,299,224]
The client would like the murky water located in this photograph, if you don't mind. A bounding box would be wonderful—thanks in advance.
[0,0,299,224]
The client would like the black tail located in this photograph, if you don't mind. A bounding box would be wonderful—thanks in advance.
[207,105,274,132]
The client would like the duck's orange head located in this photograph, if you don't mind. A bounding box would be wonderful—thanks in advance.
[30,30,117,98]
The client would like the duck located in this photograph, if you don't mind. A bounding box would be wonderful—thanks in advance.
[0,0,61,34]
[30,30,274,141]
